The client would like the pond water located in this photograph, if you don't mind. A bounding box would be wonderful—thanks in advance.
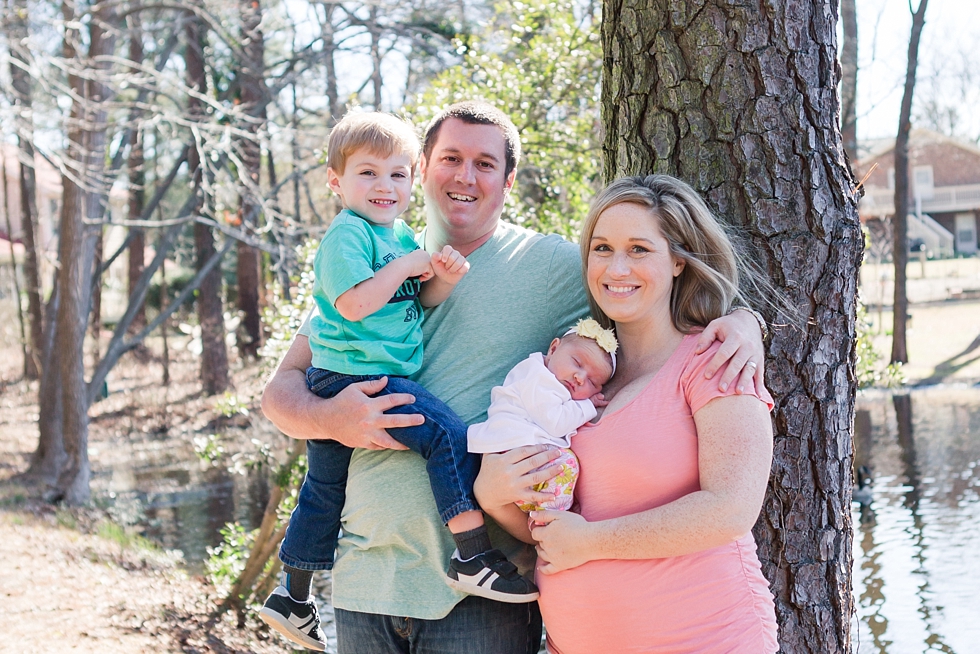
[98,387,980,653]
[853,386,980,654]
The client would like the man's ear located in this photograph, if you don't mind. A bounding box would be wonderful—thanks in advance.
[418,153,429,182]
[503,167,517,195]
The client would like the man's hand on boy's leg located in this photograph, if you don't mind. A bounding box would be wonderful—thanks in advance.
[261,335,417,449]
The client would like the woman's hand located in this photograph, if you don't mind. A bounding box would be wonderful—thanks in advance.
[473,445,563,511]
[530,510,596,574]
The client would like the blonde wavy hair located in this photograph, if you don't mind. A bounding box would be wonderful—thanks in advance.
[580,175,752,333]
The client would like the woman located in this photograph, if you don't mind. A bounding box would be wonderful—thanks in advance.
[474,175,778,653]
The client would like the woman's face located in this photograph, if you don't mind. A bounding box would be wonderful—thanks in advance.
[587,202,685,326]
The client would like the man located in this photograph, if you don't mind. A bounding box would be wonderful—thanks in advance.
[261,102,765,653]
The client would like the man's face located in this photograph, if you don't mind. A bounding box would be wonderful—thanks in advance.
[420,118,516,249]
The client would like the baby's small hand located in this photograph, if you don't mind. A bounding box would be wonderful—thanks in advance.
[589,392,608,408]
[430,245,470,285]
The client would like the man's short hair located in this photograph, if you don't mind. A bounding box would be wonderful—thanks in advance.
[423,102,522,178]
[327,111,421,174]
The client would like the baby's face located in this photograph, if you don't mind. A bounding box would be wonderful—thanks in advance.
[544,336,614,400]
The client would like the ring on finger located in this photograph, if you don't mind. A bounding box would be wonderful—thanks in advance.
[745,361,758,369]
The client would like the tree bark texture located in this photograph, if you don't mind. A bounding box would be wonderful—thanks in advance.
[891,0,929,365]
[236,0,265,358]
[186,6,229,394]
[839,0,857,171]
[601,1,862,651]
[51,0,116,503]
[7,0,43,379]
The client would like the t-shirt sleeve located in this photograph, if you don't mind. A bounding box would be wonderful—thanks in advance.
[314,223,376,305]
[681,340,775,415]
[547,238,590,331]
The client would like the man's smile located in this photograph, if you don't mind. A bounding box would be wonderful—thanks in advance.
[448,192,477,202]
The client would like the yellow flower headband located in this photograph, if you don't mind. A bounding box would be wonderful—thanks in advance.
[565,318,619,374]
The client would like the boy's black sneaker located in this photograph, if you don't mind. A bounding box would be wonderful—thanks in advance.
[258,585,326,651]
[446,548,540,603]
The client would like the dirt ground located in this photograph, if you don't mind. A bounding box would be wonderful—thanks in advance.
[0,328,296,654]
[0,294,978,653]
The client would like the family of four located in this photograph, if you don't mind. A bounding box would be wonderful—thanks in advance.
[259,101,779,653]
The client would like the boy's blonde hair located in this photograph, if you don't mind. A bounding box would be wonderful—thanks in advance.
[327,112,421,174]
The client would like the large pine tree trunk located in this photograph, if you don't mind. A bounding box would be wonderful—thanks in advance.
[601,1,862,651]
[891,0,929,365]
[235,0,265,358]
[185,6,229,394]
[7,0,43,379]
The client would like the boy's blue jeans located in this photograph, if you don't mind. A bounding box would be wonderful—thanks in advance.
[278,367,479,571]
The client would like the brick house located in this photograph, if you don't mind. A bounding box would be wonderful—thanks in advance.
[857,129,980,257]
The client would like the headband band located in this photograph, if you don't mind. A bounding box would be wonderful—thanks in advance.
[564,318,619,375]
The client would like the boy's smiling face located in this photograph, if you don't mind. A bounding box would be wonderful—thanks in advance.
[328,148,414,228]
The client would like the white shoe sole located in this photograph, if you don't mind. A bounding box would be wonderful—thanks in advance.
[258,606,326,651]
[445,576,540,603]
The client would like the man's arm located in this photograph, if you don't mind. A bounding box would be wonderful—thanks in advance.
[695,309,767,393]
[260,334,419,448]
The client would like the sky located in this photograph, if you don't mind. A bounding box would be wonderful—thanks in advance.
[854,0,980,141]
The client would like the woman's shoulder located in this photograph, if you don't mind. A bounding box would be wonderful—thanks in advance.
[675,333,773,413]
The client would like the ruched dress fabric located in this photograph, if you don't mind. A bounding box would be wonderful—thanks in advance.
[537,335,779,654]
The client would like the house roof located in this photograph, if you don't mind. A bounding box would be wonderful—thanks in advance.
[857,128,980,165]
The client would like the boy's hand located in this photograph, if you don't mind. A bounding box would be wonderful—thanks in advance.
[405,249,435,282]
[430,245,470,285]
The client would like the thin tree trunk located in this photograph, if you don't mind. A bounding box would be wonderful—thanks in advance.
[322,2,341,121]
[127,15,147,334]
[369,5,383,109]
[186,4,228,394]
[235,0,265,359]
[90,230,103,360]
[840,0,858,171]
[7,0,43,379]
[891,0,929,365]
[601,1,862,651]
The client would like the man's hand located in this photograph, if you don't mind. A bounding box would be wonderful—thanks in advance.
[261,335,420,448]
[430,245,470,286]
[695,309,766,393]
[327,377,416,450]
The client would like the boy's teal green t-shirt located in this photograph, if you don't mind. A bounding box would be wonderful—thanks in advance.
[309,209,424,376]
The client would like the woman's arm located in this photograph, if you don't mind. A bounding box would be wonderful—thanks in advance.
[532,394,772,574]
[473,446,565,544]
[260,334,418,448]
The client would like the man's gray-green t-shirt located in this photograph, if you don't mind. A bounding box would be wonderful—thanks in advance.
[300,220,588,619]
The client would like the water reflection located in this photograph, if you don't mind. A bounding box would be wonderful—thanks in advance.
[101,444,270,571]
[853,387,980,653]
